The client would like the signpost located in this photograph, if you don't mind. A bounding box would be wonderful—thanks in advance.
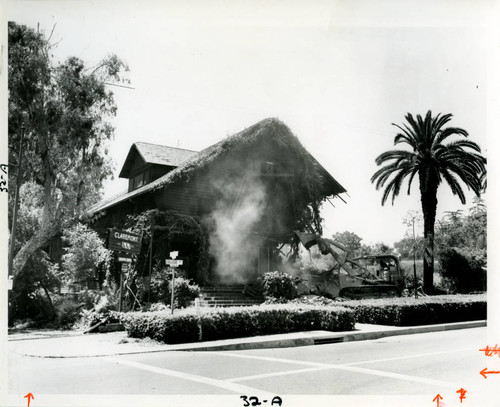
[108,228,143,311]
[118,263,129,312]
[167,251,183,314]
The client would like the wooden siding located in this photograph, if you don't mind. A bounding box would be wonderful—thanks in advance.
[95,136,314,235]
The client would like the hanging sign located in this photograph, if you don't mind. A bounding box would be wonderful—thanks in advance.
[108,228,142,254]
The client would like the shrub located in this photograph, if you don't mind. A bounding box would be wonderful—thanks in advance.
[53,297,85,327]
[341,294,486,326]
[260,271,297,300]
[172,277,200,308]
[118,304,355,344]
[71,287,121,330]
[148,302,170,312]
[438,247,486,293]
[148,268,200,308]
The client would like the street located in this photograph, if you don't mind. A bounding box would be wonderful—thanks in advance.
[8,327,497,405]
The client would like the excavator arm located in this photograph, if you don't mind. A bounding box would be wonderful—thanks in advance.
[296,232,360,278]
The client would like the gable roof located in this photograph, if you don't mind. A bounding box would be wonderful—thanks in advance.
[118,142,198,178]
[91,118,347,214]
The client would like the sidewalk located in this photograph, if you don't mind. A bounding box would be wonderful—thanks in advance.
[8,320,486,358]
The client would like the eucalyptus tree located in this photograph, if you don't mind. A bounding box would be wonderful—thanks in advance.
[371,111,486,293]
[8,22,129,278]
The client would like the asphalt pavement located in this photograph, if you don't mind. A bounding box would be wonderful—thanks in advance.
[4,321,500,407]
[6,325,497,407]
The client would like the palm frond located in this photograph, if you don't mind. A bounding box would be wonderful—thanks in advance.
[406,167,419,195]
[430,113,453,144]
[380,166,414,205]
[374,149,416,165]
[371,163,399,188]
[442,139,483,153]
[440,168,466,203]
[434,126,468,146]
[440,160,483,196]
[392,123,418,149]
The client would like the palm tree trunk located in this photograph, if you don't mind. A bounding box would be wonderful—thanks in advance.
[420,174,438,294]
[422,213,436,293]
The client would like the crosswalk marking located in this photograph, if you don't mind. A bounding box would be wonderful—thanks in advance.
[103,356,275,395]
[207,351,460,388]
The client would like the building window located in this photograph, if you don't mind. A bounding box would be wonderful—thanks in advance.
[129,169,151,191]
[133,173,143,189]
[261,161,276,175]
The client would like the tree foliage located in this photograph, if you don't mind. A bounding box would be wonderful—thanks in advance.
[61,223,112,286]
[434,198,486,293]
[435,198,487,253]
[394,236,424,259]
[371,111,486,293]
[439,248,486,293]
[332,231,363,257]
[8,22,128,276]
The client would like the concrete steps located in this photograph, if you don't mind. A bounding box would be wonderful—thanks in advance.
[199,285,264,307]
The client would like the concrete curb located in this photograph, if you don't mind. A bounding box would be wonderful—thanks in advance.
[10,320,486,358]
[180,320,487,352]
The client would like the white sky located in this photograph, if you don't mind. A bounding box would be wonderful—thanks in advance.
[2,0,498,246]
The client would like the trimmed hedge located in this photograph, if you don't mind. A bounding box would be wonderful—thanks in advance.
[118,304,355,344]
[341,294,486,326]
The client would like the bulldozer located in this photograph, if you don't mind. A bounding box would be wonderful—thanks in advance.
[295,232,404,299]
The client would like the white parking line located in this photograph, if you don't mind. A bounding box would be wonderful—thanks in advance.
[103,356,275,395]
[209,351,459,388]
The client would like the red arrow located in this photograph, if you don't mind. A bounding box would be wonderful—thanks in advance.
[480,368,500,378]
[24,393,34,407]
[433,394,443,407]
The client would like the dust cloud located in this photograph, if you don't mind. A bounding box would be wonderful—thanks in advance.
[207,174,267,284]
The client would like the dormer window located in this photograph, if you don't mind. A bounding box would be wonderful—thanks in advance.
[131,169,149,190]
[119,142,198,193]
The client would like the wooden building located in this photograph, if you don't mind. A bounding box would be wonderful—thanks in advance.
[89,118,346,286]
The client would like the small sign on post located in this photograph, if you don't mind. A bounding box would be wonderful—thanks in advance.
[165,259,183,267]
[166,253,182,314]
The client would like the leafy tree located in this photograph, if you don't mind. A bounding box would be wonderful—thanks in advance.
[372,242,392,254]
[394,237,424,259]
[371,111,486,293]
[8,22,128,279]
[61,223,112,286]
[435,198,486,256]
[332,231,363,257]
[435,210,467,249]
[358,243,374,257]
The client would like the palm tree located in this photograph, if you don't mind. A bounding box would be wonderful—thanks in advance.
[371,111,486,293]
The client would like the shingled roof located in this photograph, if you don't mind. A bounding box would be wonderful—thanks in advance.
[118,142,198,178]
[91,118,347,214]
